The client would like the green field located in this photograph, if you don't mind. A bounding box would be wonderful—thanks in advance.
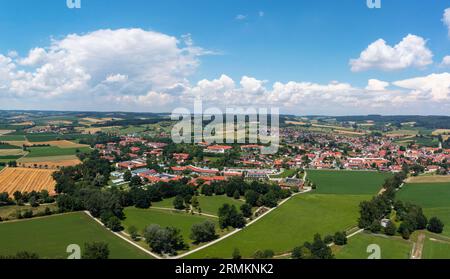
[0,135,26,141]
[187,194,367,259]
[0,212,151,259]
[308,170,391,195]
[334,233,412,259]
[397,183,450,236]
[152,195,243,216]
[123,207,219,247]
[25,146,91,158]
[0,204,59,221]
[422,238,450,259]
[0,155,23,163]
[0,143,19,149]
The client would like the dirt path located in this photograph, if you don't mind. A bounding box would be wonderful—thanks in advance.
[411,232,426,259]
[150,206,218,219]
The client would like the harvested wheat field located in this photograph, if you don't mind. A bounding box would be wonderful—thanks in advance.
[27,140,89,149]
[406,175,450,184]
[0,167,56,196]
[17,155,81,169]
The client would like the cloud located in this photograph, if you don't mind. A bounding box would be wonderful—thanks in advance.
[350,34,433,72]
[366,79,389,91]
[443,8,450,36]
[441,56,450,67]
[235,14,247,21]
[0,28,208,106]
[393,73,450,101]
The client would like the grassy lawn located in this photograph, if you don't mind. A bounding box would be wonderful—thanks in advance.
[334,233,412,259]
[0,212,151,259]
[152,195,243,216]
[270,169,298,179]
[123,207,219,247]
[197,195,244,216]
[308,170,391,195]
[397,183,450,237]
[25,146,91,158]
[422,238,450,259]
[186,194,368,259]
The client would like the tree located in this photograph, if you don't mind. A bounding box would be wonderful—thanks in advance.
[29,196,39,208]
[333,231,347,246]
[83,242,110,259]
[128,225,139,241]
[191,196,199,210]
[123,170,132,182]
[240,203,252,218]
[253,250,274,259]
[233,190,241,200]
[232,248,242,260]
[260,191,278,208]
[144,224,186,255]
[291,246,312,259]
[173,195,186,210]
[244,190,259,207]
[190,221,217,244]
[323,235,334,245]
[218,204,246,229]
[105,216,123,232]
[427,217,444,234]
[384,221,397,236]
[370,220,382,233]
[398,223,411,240]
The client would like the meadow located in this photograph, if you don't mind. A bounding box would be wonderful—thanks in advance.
[24,146,91,158]
[307,170,391,195]
[397,182,450,237]
[123,207,219,247]
[334,233,412,259]
[0,212,151,259]
[422,238,450,259]
[187,194,367,259]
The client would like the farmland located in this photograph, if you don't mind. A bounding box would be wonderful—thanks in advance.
[187,194,367,259]
[24,146,91,158]
[0,167,56,196]
[307,170,391,195]
[17,155,81,169]
[422,237,450,259]
[0,212,151,259]
[334,233,412,259]
[397,182,450,237]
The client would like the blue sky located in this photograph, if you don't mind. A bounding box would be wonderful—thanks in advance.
[0,0,449,114]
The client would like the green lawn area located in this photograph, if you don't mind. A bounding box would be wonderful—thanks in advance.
[397,183,450,237]
[25,146,91,158]
[0,135,26,141]
[152,195,244,216]
[0,212,151,259]
[334,233,412,259]
[308,170,391,195]
[422,238,450,259]
[186,194,368,259]
[123,207,219,247]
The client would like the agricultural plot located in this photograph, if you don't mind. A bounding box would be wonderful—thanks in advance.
[0,212,151,259]
[334,233,412,259]
[0,149,26,156]
[308,170,391,195]
[17,155,81,169]
[123,207,219,248]
[27,140,89,149]
[24,146,91,158]
[0,204,58,221]
[0,135,26,141]
[397,183,450,237]
[0,167,56,196]
[187,194,367,259]
[0,142,19,149]
[406,175,450,184]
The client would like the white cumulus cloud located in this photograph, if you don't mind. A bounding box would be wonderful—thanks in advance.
[350,34,433,72]
[443,8,450,36]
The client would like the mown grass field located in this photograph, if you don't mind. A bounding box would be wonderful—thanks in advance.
[308,170,391,195]
[123,207,219,246]
[422,238,450,259]
[152,195,244,216]
[397,182,450,237]
[25,146,91,158]
[187,194,367,259]
[334,233,412,259]
[0,212,151,259]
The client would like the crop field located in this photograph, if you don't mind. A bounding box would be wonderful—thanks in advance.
[123,207,219,248]
[406,175,450,184]
[0,135,26,141]
[0,142,19,149]
[186,194,368,259]
[27,140,89,149]
[24,146,91,158]
[397,183,450,237]
[334,233,412,259]
[0,167,56,196]
[0,212,151,259]
[17,155,81,169]
[307,170,391,195]
[0,149,26,156]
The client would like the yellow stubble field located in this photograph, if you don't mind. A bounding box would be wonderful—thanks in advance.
[0,167,56,196]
